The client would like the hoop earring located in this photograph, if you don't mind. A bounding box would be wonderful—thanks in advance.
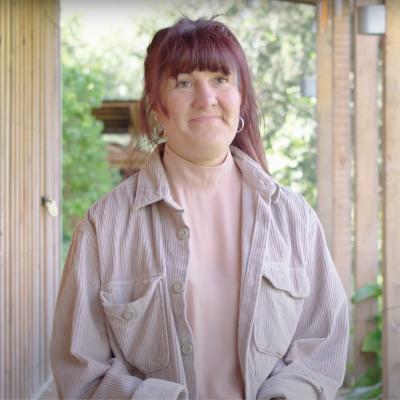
[153,123,164,137]
[237,116,244,133]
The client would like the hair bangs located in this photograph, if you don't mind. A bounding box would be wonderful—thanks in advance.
[161,31,238,80]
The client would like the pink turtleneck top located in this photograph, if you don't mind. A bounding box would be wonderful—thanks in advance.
[162,144,245,399]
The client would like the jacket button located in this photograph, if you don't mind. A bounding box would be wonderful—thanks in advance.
[181,342,193,355]
[177,227,189,240]
[172,281,185,293]
[122,309,135,321]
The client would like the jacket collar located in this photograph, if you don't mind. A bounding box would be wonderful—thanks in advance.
[132,146,280,212]
[230,146,280,204]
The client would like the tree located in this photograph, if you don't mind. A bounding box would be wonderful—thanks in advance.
[62,17,118,247]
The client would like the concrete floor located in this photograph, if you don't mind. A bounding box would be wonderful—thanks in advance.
[38,380,58,400]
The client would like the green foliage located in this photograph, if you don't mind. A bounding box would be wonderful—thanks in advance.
[347,281,382,400]
[361,328,381,354]
[351,283,382,303]
[62,18,118,245]
[347,383,382,400]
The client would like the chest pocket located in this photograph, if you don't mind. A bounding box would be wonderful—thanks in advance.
[253,264,310,357]
[100,275,169,373]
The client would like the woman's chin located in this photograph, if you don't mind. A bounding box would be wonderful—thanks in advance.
[187,145,230,165]
[192,128,235,146]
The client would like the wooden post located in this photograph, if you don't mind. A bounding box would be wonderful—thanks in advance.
[316,0,334,251]
[332,0,352,300]
[353,0,380,379]
[382,1,400,397]
[317,2,353,386]
[317,0,353,299]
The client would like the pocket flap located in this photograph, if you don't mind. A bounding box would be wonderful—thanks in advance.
[100,275,164,321]
[262,263,310,298]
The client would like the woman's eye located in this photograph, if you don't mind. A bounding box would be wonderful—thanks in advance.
[216,76,229,84]
[176,80,191,88]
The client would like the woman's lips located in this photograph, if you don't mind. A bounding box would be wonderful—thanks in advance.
[189,115,220,123]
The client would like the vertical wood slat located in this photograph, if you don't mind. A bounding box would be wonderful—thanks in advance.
[0,1,61,398]
[353,0,380,380]
[332,0,352,299]
[0,1,11,399]
[383,1,400,398]
[22,0,28,394]
[26,0,35,395]
[5,0,12,391]
[10,1,21,396]
[35,0,43,390]
[22,3,28,393]
[40,0,47,387]
[316,0,334,251]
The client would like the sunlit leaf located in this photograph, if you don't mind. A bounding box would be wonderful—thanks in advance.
[352,283,381,303]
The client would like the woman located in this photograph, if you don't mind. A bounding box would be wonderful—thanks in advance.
[51,17,349,400]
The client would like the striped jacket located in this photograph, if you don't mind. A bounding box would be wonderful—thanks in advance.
[50,146,349,400]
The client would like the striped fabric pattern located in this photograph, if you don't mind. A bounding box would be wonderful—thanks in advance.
[50,146,349,400]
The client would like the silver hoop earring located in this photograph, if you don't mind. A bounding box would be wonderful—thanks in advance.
[237,117,244,133]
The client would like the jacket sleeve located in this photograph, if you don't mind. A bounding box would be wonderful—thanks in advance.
[50,218,187,400]
[257,208,349,400]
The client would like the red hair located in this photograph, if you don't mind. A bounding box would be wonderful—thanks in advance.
[139,16,268,171]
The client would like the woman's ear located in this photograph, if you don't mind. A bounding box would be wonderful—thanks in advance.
[154,112,166,126]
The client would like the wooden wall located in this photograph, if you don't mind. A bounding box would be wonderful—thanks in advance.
[383,1,400,397]
[353,0,380,380]
[0,1,61,399]
[317,0,400,396]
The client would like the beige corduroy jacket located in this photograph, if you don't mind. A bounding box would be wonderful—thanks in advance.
[50,146,349,400]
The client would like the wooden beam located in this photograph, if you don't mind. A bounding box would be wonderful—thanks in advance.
[353,0,380,379]
[382,0,400,397]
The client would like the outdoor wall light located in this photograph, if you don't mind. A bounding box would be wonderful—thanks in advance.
[357,5,386,35]
[41,196,59,217]
[301,77,317,98]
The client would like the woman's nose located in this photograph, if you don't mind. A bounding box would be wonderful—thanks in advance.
[192,82,217,108]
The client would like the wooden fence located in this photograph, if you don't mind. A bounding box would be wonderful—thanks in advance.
[0,1,61,398]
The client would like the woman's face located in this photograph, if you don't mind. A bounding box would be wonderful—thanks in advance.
[157,69,241,166]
